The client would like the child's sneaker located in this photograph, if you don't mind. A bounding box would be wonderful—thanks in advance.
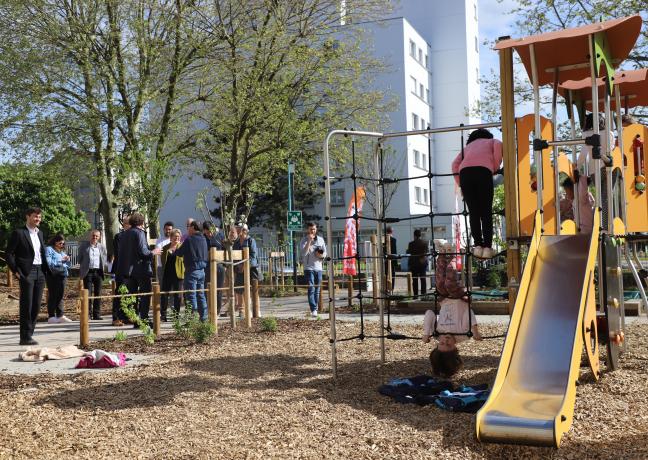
[311,311,318,318]
[58,315,73,323]
[471,246,483,258]
[47,316,60,324]
[481,247,497,259]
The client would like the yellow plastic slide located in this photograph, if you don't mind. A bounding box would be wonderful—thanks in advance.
[476,210,600,447]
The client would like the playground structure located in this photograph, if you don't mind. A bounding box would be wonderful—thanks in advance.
[323,15,648,448]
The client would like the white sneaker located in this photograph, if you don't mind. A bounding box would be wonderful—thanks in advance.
[471,246,484,258]
[47,317,60,324]
[58,316,73,323]
[481,247,497,259]
[311,311,318,318]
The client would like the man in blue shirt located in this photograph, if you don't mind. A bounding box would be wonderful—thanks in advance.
[299,222,327,317]
[177,220,209,321]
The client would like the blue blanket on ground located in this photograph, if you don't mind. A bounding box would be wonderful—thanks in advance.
[378,375,489,413]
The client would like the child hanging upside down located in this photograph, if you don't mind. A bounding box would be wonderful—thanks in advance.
[423,240,482,377]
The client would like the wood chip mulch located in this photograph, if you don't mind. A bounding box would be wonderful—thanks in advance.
[1,319,648,459]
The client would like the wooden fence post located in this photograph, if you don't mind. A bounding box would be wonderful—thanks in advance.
[371,235,378,305]
[80,288,89,347]
[208,247,218,331]
[347,275,353,308]
[228,248,236,329]
[268,257,274,290]
[243,247,252,328]
[252,279,260,318]
[318,279,325,313]
[6,269,13,288]
[77,279,84,314]
[407,273,413,297]
[152,282,161,337]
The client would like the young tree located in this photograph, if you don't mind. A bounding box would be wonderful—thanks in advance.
[475,0,648,122]
[195,0,393,222]
[0,0,208,253]
[0,164,90,250]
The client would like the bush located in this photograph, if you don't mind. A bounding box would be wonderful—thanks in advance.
[260,316,278,333]
[118,284,155,345]
[114,331,128,342]
[171,306,216,343]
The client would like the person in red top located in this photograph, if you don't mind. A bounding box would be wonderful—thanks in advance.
[451,128,503,259]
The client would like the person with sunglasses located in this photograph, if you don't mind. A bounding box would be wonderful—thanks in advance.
[45,233,73,324]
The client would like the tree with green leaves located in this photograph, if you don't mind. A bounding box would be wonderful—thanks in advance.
[194,0,393,228]
[0,164,90,251]
[475,0,647,123]
[0,0,209,253]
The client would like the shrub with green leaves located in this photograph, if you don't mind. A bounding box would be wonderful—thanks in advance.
[114,331,128,342]
[118,284,155,345]
[260,316,278,333]
[171,305,216,343]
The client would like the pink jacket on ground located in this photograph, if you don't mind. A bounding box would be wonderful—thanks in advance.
[451,138,503,186]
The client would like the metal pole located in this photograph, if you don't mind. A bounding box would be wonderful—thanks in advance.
[530,44,544,231]
[568,90,581,230]
[604,81,614,233]
[615,88,627,223]
[374,141,386,364]
[552,70,561,233]
[288,161,298,293]
[588,34,602,212]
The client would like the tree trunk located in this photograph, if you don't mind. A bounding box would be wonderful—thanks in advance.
[98,181,121,258]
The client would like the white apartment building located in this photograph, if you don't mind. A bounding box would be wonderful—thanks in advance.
[159,1,480,252]
[312,0,481,255]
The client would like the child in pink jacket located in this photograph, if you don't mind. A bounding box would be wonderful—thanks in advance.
[451,128,503,259]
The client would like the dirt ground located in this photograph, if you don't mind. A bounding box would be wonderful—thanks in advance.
[1,319,648,459]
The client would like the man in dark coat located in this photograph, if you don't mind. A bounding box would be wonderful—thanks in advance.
[111,215,130,325]
[406,229,429,297]
[6,207,51,345]
[115,213,160,324]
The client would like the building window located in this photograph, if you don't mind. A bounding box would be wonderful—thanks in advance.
[419,83,424,98]
[331,189,345,206]
[409,40,416,58]
[415,186,422,204]
[423,189,429,205]
[421,118,427,131]
[425,54,429,68]
[410,76,417,93]
[412,113,419,130]
[475,36,479,53]
[413,149,420,167]
[418,48,423,63]
[474,4,478,20]
[426,88,430,102]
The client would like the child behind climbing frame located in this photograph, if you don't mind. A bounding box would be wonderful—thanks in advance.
[434,239,466,300]
[422,302,482,378]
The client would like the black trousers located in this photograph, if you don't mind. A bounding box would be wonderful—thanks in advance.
[460,166,494,248]
[19,265,46,341]
[161,276,182,318]
[83,270,103,318]
[411,267,427,297]
[126,276,152,320]
[112,275,128,321]
[46,274,66,318]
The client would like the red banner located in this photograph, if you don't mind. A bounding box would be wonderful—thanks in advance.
[342,187,366,276]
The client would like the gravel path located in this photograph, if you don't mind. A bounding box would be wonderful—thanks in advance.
[1,319,647,459]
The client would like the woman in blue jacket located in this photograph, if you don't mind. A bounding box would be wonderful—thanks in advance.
[45,233,72,323]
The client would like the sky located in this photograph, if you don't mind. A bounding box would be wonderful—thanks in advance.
[478,0,518,80]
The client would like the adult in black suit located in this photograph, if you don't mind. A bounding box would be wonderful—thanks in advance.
[5,207,51,345]
[111,215,130,324]
[406,229,429,297]
[383,226,398,293]
[115,213,160,323]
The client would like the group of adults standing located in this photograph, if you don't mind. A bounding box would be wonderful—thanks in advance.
[5,205,261,345]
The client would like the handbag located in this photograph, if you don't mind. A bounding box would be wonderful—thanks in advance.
[50,263,67,276]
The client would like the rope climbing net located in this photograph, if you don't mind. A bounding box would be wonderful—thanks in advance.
[323,123,508,376]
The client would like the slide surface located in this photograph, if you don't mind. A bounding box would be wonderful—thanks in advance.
[476,212,599,447]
